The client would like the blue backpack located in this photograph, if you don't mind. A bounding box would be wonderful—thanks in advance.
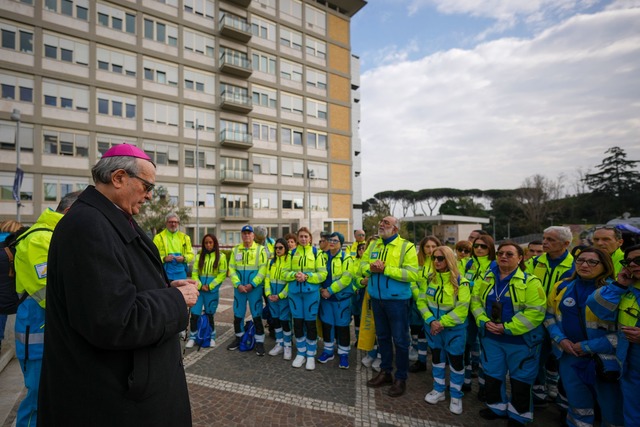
[194,315,212,350]
[239,320,256,352]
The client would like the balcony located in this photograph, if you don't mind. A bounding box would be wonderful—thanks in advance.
[220,49,252,78]
[220,90,252,113]
[220,129,252,149]
[220,169,253,184]
[220,13,252,43]
[225,0,251,7]
[220,207,252,221]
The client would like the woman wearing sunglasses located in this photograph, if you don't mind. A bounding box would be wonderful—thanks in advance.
[544,247,622,427]
[455,240,472,275]
[471,242,546,426]
[588,244,640,426]
[409,236,442,373]
[418,246,470,415]
[265,238,293,360]
[464,235,496,397]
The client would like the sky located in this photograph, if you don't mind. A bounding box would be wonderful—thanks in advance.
[350,0,640,201]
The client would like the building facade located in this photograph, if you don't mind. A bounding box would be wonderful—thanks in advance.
[0,0,365,244]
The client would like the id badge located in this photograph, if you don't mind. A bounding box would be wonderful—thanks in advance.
[426,287,436,297]
[370,252,379,260]
[235,253,243,262]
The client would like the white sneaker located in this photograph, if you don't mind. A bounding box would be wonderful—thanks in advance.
[361,354,375,368]
[306,357,316,371]
[372,357,382,372]
[425,390,446,404]
[284,347,292,360]
[269,345,284,356]
[292,354,306,368]
[209,339,216,348]
[185,339,195,348]
[409,346,419,361]
[450,397,463,415]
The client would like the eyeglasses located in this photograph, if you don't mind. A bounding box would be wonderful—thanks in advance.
[432,255,446,262]
[621,257,640,267]
[473,243,489,250]
[328,239,340,244]
[496,251,516,258]
[356,233,365,237]
[275,246,285,250]
[457,248,471,254]
[575,258,601,267]
[128,173,155,193]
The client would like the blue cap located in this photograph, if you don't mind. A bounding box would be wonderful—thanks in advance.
[241,225,253,233]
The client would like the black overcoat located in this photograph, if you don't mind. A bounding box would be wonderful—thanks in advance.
[39,186,192,426]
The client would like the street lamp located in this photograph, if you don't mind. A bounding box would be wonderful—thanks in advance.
[10,109,21,223]
[195,119,201,244]
[489,215,496,242]
[307,168,315,230]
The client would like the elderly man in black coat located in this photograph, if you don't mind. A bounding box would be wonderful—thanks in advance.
[39,144,199,426]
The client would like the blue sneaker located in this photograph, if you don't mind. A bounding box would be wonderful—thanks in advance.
[317,352,334,363]
[339,354,349,369]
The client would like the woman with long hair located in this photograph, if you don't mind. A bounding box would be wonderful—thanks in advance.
[265,238,293,359]
[419,246,470,415]
[187,233,228,348]
[545,247,622,427]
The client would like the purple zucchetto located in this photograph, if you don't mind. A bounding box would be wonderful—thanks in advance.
[102,144,152,162]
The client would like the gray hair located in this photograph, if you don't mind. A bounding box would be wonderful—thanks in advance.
[56,190,82,213]
[544,226,572,243]
[91,156,139,184]
[254,225,267,238]
[165,212,179,222]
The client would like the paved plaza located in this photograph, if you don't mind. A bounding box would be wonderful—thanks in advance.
[1,280,563,426]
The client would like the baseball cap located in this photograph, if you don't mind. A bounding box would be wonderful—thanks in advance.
[241,225,254,233]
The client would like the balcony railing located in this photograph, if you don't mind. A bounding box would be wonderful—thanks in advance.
[220,90,252,113]
[220,129,252,148]
[220,207,252,221]
[225,0,251,7]
[219,50,252,78]
[220,13,252,43]
[220,169,253,184]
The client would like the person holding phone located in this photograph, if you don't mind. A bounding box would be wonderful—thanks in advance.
[587,244,640,427]
[471,242,546,427]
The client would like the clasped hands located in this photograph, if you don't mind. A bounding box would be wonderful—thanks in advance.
[370,260,385,273]
[171,279,199,307]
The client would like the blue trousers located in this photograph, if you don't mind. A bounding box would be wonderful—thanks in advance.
[428,325,466,398]
[621,365,640,427]
[233,287,263,318]
[319,298,351,327]
[17,358,41,427]
[190,288,220,315]
[370,298,410,380]
[288,290,320,321]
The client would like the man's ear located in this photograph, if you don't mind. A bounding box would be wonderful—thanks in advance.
[112,169,127,189]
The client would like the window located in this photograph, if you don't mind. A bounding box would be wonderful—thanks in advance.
[281,158,304,177]
[253,155,277,175]
[281,126,302,146]
[43,175,88,202]
[1,171,33,201]
[183,29,214,57]
[306,36,326,59]
[97,46,136,76]
[184,185,215,208]
[220,47,250,68]
[97,135,138,156]
[308,163,327,181]
[43,33,89,65]
[220,120,249,142]
[43,128,89,157]
[220,83,249,104]
[96,3,135,34]
[220,193,249,220]
[184,68,214,94]
[280,0,302,19]
[252,120,277,143]
[252,51,276,75]
[1,22,33,53]
[43,79,89,111]
[280,27,302,51]
[281,191,304,210]
[251,85,277,109]
[144,17,177,46]
[143,99,179,126]
[184,108,215,132]
[250,16,276,41]
[305,5,326,33]
[281,60,303,82]
[142,141,178,166]
[307,98,327,120]
[307,130,327,150]
[309,193,328,211]
[184,0,214,19]
[255,0,276,9]
[252,189,277,209]
[306,68,326,89]
[0,74,34,102]
[143,58,178,86]
[96,91,135,117]
[281,92,303,115]
[0,120,34,152]
[44,0,89,20]
[185,148,215,169]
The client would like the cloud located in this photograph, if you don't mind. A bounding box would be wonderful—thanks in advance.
[359,8,640,199]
